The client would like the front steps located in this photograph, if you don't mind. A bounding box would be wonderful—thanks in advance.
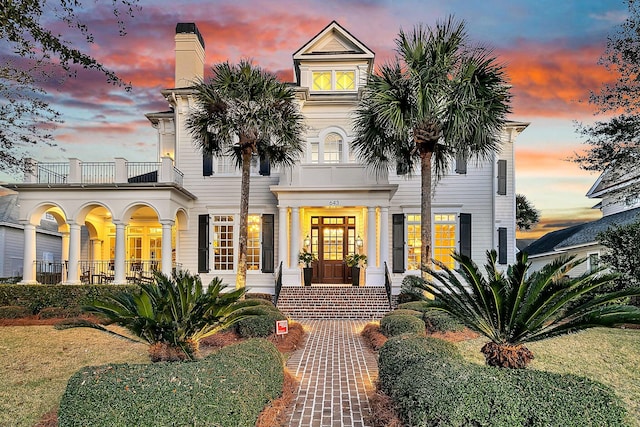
[276,285,392,320]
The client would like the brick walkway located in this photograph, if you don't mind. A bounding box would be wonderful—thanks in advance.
[285,320,378,427]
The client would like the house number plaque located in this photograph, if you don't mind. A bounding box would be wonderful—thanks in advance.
[328,200,340,206]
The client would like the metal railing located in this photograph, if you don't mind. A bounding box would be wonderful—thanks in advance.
[127,162,160,183]
[274,261,283,304]
[81,162,116,184]
[37,163,69,184]
[35,260,66,284]
[384,262,393,307]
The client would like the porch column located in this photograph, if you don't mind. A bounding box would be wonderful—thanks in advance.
[61,231,70,282]
[114,222,126,284]
[278,206,287,268]
[380,207,389,268]
[91,239,102,262]
[161,220,174,276]
[367,207,377,267]
[19,223,38,284]
[66,223,81,284]
[290,207,300,268]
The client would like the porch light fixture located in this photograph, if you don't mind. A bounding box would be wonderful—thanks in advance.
[356,235,363,247]
[304,234,311,248]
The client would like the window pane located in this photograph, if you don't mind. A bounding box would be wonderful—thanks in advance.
[311,141,319,163]
[336,71,355,90]
[213,215,234,271]
[324,132,342,163]
[312,72,331,90]
[407,214,421,270]
[434,214,456,269]
[247,215,261,270]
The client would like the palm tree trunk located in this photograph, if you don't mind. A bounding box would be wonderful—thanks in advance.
[420,150,432,279]
[236,148,252,289]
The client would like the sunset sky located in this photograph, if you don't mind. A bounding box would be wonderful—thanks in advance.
[1,0,629,239]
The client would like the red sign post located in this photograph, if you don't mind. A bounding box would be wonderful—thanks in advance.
[276,319,289,335]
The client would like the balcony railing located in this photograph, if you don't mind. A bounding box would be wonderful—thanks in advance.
[25,157,183,187]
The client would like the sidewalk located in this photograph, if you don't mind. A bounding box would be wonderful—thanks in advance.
[285,320,378,427]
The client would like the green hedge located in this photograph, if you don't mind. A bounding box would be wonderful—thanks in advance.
[378,335,627,426]
[58,339,284,427]
[0,305,31,318]
[0,284,139,314]
[235,305,286,338]
[422,310,464,333]
[383,308,423,318]
[380,313,425,337]
[397,301,434,312]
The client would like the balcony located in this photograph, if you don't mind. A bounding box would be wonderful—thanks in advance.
[23,157,184,187]
[282,163,389,188]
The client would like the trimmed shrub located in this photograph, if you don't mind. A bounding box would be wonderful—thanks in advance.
[378,335,462,391]
[0,305,31,318]
[422,309,464,333]
[37,306,81,319]
[380,314,425,337]
[397,301,434,312]
[378,336,627,427]
[58,339,284,427]
[0,284,139,314]
[383,309,423,319]
[241,297,277,308]
[246,292,274,302]
[235,305,286,338]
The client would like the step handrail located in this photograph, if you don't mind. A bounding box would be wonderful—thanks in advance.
[384,262,393,307]
[274,261,283,305]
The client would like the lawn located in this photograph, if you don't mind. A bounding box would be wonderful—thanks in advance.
[0,325,148,427]
[455,327,640,427]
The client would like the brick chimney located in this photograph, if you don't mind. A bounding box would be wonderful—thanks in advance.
[174,23,205,88]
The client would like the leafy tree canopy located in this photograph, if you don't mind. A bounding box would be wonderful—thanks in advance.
[574,0,640,196]
[0,0,139,173]
[516,193,540,230]
[598,219,640,295]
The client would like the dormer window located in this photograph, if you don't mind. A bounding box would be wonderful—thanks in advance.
[312,70,356,91]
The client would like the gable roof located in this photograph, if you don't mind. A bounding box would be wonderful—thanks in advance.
[292,21,375,84]
[524,206,640,256]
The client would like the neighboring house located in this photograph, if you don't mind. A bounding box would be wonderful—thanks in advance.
[524,168,640,276]
[0,192,62,282]
[7,22,527,294]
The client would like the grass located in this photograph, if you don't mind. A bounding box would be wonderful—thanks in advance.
[455,327,640,427]
[0,325,148,427]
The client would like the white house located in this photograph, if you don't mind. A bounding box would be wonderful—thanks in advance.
[525,167,640,275]
[8,22,527,295]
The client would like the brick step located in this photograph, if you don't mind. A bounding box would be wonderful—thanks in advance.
[276,285,391,320]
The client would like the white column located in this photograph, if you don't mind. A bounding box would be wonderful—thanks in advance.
[91,239,102,262]
[61,231,70,282]
[19,223,38,284]
[367,207,377,267]
[290,207,300,268]
[278,206,288,269]
[66,223,81,284]
[114,222,126,284]
[161,220,174,276]
[380,207,389,268]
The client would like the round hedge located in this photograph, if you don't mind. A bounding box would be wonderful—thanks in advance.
[234,305,286,338]
[422,309,464,333]
[380,313,425,337]
[384,308,423,319]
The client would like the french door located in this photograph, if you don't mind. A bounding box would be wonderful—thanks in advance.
[310,216,356,284]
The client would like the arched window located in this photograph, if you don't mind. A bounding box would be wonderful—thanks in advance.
[324,132,343,163]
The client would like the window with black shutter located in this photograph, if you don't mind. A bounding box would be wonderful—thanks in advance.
[498,227,507,264]
[455,153,467,174]
[259,156,271,176]
[198,214,210,272]
[497,160,507,195]
[392,214,405,273]
[261,214,274,273]
[203,154,213,176]
[459,213,471,258]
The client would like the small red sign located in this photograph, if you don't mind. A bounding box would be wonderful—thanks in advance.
[276,319,288,335]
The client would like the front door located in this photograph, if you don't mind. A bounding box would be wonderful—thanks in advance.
[310,216,356,284]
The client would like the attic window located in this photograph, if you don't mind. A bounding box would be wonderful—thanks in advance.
[312,70,356,91]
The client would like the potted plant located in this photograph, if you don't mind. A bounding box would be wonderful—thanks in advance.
[298,249,317,286]
[344,253,367,286]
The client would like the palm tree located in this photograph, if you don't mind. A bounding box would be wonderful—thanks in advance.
[421,250,640,368]
[352,17,511,274]
[187,60,305,289]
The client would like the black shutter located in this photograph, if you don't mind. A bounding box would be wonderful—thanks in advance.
[455,153,467,174]
[396,160,409,176]
[498,227,507,265]
[497,160,507,195]
[198,214,210,273]
[203,154,213,176]
[259,156,271,176]
[392,214,405,273]
[261,214,274,273]
[459,213,472,258]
